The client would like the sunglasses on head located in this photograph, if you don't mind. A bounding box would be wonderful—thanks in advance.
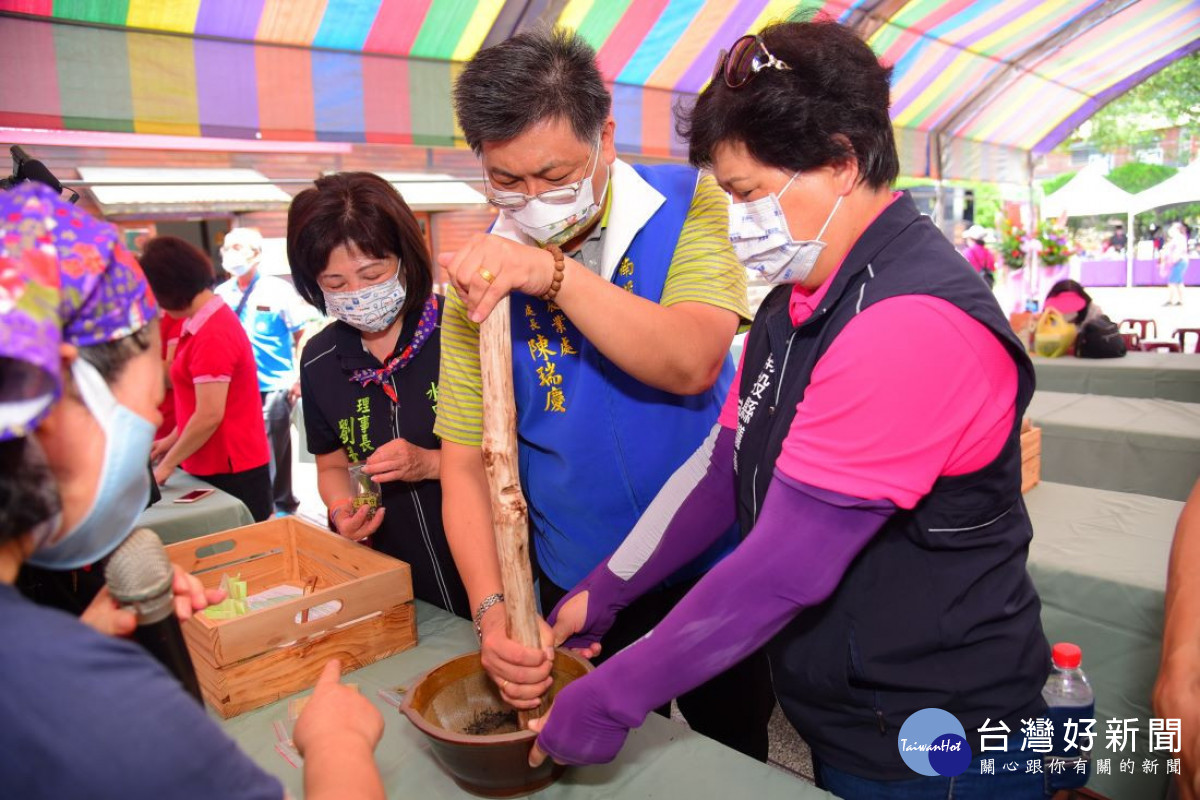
[712,34,791,89]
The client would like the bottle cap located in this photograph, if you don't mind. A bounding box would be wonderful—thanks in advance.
[1052,642,1082,669]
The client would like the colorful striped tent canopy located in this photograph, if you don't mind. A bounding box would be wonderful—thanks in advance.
[1,0,1197,182]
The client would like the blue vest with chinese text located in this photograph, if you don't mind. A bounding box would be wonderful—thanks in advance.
[509,164,738,589]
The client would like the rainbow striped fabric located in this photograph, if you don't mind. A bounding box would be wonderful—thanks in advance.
[1,0,1197,179]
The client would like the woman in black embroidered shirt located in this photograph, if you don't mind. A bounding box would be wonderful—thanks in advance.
[287,172,468,618]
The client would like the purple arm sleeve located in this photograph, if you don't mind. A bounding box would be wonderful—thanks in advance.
[547,425,737,648]
[536,472,895,765]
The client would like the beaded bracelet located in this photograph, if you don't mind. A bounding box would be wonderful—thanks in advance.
[540,244,565,303]
[473,593,505,640]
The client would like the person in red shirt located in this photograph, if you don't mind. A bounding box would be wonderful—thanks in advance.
[140,237,271,521]
[155,312,184,441]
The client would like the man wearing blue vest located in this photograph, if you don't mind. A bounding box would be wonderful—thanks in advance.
[435,29,773,760]
[215,227,318,516]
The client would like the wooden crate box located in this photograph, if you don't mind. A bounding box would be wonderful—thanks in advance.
[165,516,416,719]
[1021,424,1042,494]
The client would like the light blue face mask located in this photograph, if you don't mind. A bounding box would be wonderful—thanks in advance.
[27,357,155,570]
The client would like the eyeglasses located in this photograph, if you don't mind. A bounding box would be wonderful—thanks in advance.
[712,34,791,89]
[484,138,602,211]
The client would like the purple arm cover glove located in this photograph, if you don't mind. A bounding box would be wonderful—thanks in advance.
[536,472,895,765]
[548,425,738,649]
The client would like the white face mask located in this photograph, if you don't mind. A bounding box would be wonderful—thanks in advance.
[729,173,842,285]
[503,140,609,247]
[322,269,406,333]
[222,248,255,278]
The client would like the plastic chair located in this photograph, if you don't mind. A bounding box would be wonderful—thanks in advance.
[1141,340,1181,353]
[1173,328,1200,353]
[1119,332,1141,352]
[1120,319,1158,340]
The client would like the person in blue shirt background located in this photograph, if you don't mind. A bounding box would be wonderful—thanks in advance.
[215,227,319,515]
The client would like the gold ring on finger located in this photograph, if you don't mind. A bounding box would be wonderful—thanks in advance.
[478,268,496,284]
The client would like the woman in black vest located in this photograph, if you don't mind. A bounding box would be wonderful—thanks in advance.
[287,172,468,619]
[531,19,1051,799]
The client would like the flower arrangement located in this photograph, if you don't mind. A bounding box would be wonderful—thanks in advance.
[1037,221,1071,267]
[999,218,1027,270]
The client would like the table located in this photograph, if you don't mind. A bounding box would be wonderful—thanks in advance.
[1032,352,1200,403]
[1026,481,1182,800]
[1026,391,1200,501]
[220,600,831,799]
[136,470,254,544]
[206,481,1185,800]
[1078,258,1200,287]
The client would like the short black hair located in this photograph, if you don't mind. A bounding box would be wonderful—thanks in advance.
[286,172,432,318]
[454,28,611,153]
[679,18,898,189]
[0,437,59,545]
[139,236,215,312]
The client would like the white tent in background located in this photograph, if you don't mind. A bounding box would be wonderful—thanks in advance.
[1130,160,1200,214]
[1041,161,1135,287]
[1041,161,1133,219]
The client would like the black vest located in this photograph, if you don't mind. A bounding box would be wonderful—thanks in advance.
[734,193,1050,779]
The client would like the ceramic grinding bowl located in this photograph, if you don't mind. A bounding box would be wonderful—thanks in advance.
[402,649,592,797]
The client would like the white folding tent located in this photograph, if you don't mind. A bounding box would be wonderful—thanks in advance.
[1042,162,1135,284]
[1131,160,1200,214]
[1041,162,1133,219]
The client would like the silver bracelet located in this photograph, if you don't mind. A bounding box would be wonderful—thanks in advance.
[473,593,505,640]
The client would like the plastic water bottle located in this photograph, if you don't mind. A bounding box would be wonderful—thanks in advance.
[1042,642,1094,790]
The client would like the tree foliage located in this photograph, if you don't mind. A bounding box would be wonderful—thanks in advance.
[1041,172,1076,197]
[972,182,1002,231]
[1081,52,1200,151]
[1105,162,1177,194]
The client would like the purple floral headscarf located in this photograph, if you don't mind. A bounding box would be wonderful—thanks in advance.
[0,182,157,440]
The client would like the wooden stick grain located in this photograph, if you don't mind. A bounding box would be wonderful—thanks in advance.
[479,295,545,723]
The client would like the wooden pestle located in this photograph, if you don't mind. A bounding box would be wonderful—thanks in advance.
[478,294,546,724]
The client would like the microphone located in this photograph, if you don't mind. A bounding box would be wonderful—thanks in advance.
[4,146,79,202]
[13,147,64,194]
[105,528,204,704]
